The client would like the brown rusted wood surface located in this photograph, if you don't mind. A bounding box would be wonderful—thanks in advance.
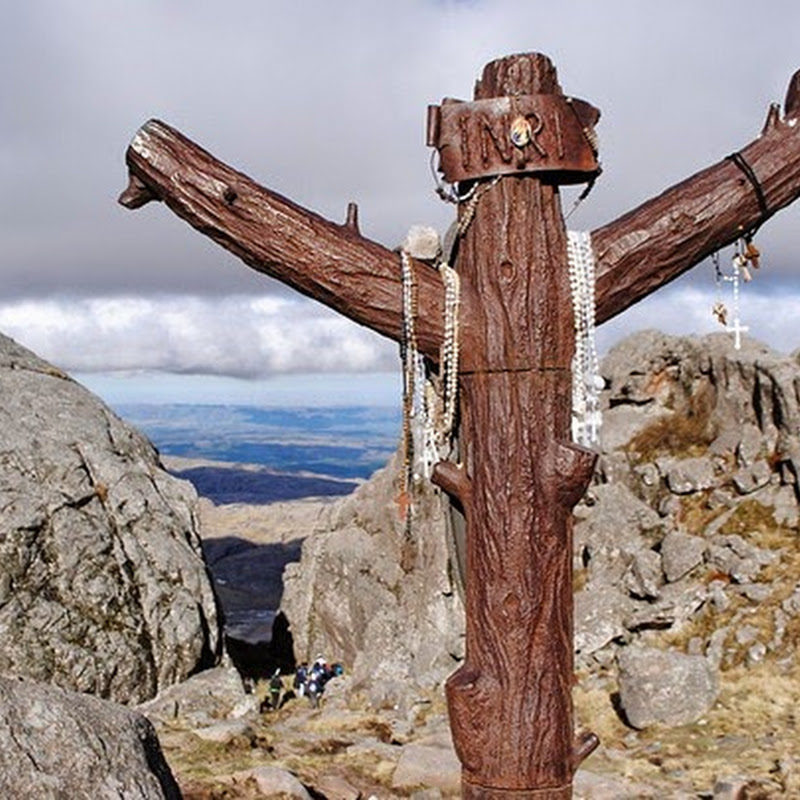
[118,54,800,797]
[428,52,597,797]
[119,120,446,359]
[593,69,800,323]
[427,93,600,183]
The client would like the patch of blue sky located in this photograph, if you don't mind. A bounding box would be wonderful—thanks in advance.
[76,370,403,409]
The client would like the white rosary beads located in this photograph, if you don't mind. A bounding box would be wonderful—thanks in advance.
[438,262,460,441]
[567,230,602,448]
[711,237,761,351]
[400,227,462,482]
[400,249,423,508]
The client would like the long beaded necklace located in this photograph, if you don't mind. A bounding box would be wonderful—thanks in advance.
[397,175,503,543]
[438,262,460,440]
[399,248,422,525]
[711,236,760,350]
[399,248,461,484]
[567,230,602,448]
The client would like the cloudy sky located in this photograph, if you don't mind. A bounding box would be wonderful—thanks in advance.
[2,1,799,406]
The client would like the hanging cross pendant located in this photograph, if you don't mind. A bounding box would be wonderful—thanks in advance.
[725,255,749,350]
[727,316,749,350]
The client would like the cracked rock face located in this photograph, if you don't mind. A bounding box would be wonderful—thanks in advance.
[281,450,466,690]
[0,334,222,704]
[617,646,719,728]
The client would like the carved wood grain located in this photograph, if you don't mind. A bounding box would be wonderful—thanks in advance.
[120,120,446,358]
[118,53,800,798]
[440,54,597,795]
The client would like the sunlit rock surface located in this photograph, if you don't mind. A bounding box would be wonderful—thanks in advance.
[0,332,222,704]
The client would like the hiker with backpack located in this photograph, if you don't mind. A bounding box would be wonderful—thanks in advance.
[268,669,283,710]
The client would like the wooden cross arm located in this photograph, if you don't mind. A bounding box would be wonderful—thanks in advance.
[119,119,446,358]
[593,68,800,324]
[121,71,800,352]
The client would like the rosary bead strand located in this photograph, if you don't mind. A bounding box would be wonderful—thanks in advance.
[567,230,602,448]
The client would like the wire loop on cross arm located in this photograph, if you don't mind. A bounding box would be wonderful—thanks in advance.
[726,151,770,235]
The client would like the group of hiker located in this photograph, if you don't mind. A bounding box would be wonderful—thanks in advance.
[261,656,343,711]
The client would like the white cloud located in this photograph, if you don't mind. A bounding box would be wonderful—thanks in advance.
[598,279,800,357]
[1,278,797,386]
[0,295,398,378]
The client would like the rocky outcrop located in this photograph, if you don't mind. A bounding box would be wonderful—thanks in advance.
[598,330,800,504]
[0,675,180,799]
[137,664,255,730]
[280,331,800,729]
[0,333,222,704]
[281,451,465,691]
[578,331,800,724]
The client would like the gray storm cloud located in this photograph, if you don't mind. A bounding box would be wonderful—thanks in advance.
[2,0,799,377]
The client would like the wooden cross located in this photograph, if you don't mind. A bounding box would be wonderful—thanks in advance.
[120,53,800,798]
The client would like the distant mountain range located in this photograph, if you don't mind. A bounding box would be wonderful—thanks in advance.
[113,404,402,502]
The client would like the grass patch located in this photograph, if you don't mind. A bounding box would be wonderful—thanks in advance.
[162,727,274,782]
[577,662,800,796]
[717,500,783,538]
[573,566,590,593]
[676,491,726,536]
[302,738,353,756]
[573,680,630,746]
[626,384,716,464]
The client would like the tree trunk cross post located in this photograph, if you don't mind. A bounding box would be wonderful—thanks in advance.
[428,54,599,798]
[118,51,800,800]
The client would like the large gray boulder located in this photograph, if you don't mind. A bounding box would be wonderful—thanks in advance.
[0,333,222,703]
[391,732,461,794]
[137,664,254,730]
[227,766,312,799]
[0,675,181,799]
[617,647,719,729]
